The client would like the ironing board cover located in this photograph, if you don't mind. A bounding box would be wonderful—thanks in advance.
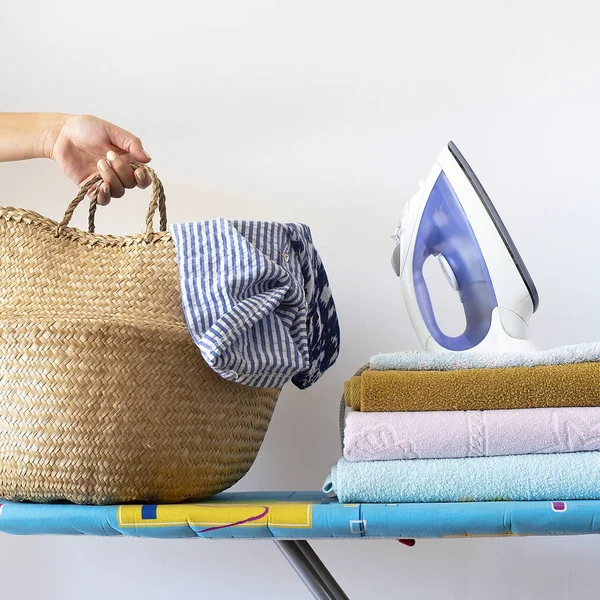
[0,492,598,539]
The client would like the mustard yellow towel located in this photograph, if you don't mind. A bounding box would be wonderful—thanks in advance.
[344,363,600,412]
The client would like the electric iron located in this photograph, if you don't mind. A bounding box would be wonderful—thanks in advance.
[391,141,539,353]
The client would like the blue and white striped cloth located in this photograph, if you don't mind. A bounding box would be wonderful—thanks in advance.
[171,219,340,389]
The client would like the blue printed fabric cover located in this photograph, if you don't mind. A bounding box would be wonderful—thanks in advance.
[0,492,598,539]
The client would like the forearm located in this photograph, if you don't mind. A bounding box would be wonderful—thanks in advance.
[0,113,66,162]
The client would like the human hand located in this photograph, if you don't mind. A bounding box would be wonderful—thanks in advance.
[46,114,152,205]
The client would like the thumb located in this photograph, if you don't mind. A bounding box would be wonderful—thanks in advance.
[106,123,151,163]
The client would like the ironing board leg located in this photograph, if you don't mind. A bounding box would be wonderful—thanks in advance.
[274,540,349,600]
[293,540,350,600]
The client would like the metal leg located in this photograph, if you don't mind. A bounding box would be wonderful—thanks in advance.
[293,541,349,600]
[274,540,349,600]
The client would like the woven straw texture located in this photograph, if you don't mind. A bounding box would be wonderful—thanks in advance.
[0,165,280,504]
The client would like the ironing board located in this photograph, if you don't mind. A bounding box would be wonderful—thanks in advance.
[1,492,599,600]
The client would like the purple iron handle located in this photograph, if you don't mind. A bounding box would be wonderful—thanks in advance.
[412,171,497,351]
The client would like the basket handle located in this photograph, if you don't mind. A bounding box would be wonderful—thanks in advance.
[55,162,167,242]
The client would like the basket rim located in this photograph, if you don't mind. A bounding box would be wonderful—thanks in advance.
[0,205,173,248]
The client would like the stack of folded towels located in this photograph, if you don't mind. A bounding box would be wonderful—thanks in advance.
[324,344,600,503]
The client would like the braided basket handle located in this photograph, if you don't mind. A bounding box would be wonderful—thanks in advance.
[56,162,167,242]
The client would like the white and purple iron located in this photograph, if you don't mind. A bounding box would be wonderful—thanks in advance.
[391,141,539,353]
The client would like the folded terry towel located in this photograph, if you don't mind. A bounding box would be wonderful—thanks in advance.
[370,342,600,372]
[171,219,340,389]
[344,363,600,412]
[343,407,600,461]
[323,453,600,503]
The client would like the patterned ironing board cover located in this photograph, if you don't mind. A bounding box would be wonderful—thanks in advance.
[0,492,597,539]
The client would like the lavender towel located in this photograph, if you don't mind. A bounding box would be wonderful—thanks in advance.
[343,407,600,461]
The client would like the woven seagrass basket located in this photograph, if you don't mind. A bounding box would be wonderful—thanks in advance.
[0,164,280,504]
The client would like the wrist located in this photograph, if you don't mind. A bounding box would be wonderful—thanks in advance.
[38,113,69,160]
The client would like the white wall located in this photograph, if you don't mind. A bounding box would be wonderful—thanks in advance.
[1,1,600,597]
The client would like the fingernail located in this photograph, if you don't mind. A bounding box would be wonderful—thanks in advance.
[102,184,110,195]
[136,169,146,180]
[142,150,152,160]
[98,160,110,172]
[106,151,118,161]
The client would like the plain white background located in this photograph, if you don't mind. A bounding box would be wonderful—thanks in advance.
[1,1,600,597]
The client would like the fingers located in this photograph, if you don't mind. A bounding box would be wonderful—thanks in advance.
[97,182,111,206]
[128,139,152,164]
[86,182,112,207]
[95,152,151,204]
[106,123,151,164]
[135,167,151,189]
[97,158,125,200]
[106,151,136,189]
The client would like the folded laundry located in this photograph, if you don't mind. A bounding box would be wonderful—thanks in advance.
[344,363,600,412]
[324,452,600,503]
[171,219,340,389]
[343,407,600,461]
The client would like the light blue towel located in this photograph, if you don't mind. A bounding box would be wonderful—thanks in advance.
[323,453,600,503]
[370,342,600,372]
